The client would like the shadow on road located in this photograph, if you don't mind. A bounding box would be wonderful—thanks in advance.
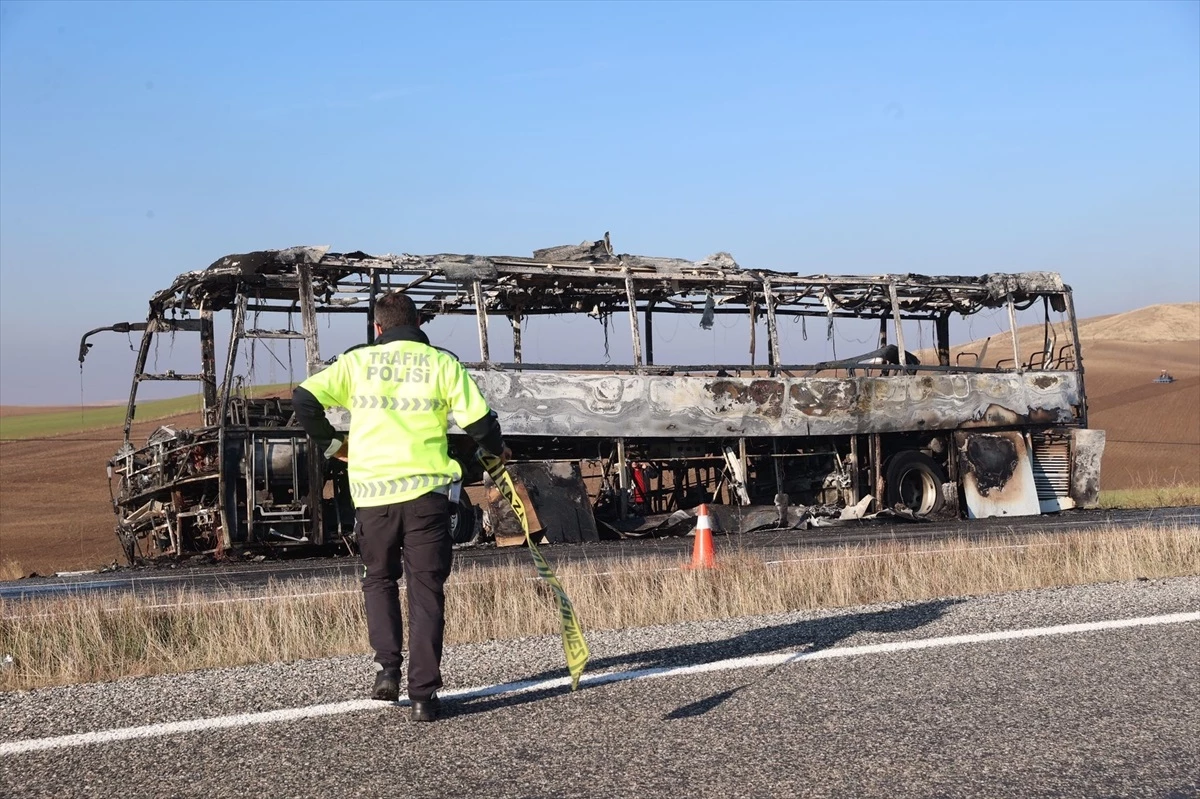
[447,598,962,720]
[663,687,742,720]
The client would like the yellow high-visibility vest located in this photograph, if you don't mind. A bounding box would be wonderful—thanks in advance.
[299,340,492,507]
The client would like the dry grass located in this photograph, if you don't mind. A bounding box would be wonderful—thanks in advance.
[0,559,25,581]
[1101,482,1200,509]
[2,525,1197,692]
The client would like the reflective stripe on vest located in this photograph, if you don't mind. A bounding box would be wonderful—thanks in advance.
[349,396,447,412]
[350,474,453,501]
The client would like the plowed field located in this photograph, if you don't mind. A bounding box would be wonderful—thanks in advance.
[0,414,203,575]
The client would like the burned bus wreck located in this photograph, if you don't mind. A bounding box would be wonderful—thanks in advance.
[81,237,1105,561]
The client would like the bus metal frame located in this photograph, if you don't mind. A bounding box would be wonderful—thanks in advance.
[80,236,1105,561]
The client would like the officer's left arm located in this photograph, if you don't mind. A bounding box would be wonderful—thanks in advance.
[443,359,505,456]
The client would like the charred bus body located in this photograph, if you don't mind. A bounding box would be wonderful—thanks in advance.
[81,238,1105,561]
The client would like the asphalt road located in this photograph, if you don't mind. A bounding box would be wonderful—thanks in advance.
[3,578,1198,798]
[3,505,1198,601]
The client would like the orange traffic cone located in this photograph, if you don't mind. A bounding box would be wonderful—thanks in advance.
[687,504,716,569]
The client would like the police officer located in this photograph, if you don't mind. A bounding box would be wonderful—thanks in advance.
[292,291,506,722]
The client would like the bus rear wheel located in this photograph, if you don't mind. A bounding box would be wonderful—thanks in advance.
[449,494,481,546]
[884,451,947,517]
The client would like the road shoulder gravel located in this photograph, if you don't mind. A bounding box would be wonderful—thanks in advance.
[3,576,1197,742]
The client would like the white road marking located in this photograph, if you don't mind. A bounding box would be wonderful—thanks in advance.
[2,610,1196,755]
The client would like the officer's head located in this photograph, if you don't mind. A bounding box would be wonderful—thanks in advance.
[373,291,419,332]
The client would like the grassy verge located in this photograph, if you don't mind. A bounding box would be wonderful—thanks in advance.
[2,525,1196,692]
[1100,485,1200,509]
[0,384,293,440]
[0,396,203,440]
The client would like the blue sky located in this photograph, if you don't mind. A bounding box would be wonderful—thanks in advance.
[1,0,1197,404]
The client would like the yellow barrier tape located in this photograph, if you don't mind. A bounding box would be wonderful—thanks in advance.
[478,451,590,690]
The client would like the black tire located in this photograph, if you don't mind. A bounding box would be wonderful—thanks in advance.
[884,451,947,517]
[448,494,480,545]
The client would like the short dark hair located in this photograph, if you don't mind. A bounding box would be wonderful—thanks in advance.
[374,291,419,330]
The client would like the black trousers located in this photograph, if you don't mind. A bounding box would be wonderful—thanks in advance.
[356,492,453,700]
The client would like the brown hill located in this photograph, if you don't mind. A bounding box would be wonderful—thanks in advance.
[1077,303,1200,343]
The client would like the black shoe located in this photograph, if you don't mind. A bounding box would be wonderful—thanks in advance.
[372,667,401,701]
[409,694,441,722]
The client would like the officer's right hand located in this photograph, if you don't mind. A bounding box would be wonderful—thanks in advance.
[501,446,512,464]
[322,437,349,462]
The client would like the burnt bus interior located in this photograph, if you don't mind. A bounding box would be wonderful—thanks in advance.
[80,236,1105,561]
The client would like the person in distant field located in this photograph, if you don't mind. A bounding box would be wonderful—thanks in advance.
[292,291,507,722]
